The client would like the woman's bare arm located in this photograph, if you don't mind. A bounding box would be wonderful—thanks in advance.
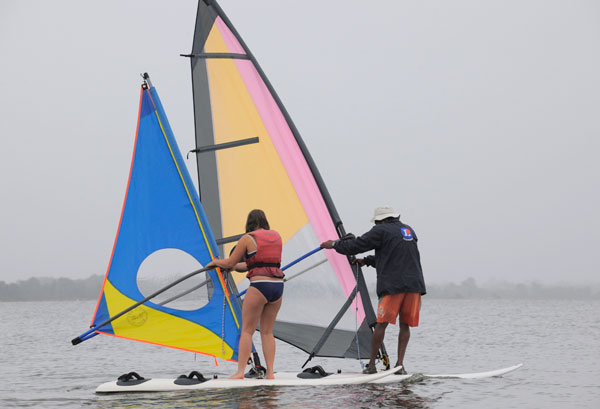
[206,235,250,270]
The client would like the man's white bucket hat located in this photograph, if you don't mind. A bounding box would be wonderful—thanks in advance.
[370,205,400,222]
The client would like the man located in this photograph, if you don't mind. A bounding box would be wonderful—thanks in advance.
[320,205,426,374]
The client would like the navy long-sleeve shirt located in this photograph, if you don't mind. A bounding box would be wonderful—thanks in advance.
[333,219,426,298]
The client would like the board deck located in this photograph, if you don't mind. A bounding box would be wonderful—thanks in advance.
[95,366,402,393]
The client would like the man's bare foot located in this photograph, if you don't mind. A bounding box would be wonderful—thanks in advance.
[394,362,407,375]
[266,372,275,380]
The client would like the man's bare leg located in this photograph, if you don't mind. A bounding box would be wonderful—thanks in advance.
[366,322,388,371]
[396,322,410,373]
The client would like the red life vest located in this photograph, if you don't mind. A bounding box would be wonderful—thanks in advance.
[246,229,284,279]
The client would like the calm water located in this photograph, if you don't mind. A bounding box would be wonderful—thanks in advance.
[0,299,598,408]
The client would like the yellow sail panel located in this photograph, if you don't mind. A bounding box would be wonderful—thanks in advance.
[204,20,230,54]
[103,280,234,359]
[206,58,308,243]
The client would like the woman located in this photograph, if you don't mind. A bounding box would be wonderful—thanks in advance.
[206,209,284,380]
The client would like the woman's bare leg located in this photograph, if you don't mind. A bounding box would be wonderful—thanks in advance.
[258,297,282,379]
[229,286,266,379]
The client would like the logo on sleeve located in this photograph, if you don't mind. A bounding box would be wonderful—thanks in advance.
[401,228,413,241]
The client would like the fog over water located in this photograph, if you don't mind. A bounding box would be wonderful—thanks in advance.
[1,0,598,286]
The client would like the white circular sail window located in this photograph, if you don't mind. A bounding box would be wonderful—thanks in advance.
[136,248,210,311]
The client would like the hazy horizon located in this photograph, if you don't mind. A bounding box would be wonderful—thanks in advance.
[1,271,599,288]
[1,1,598,286]
[2,273,598,301]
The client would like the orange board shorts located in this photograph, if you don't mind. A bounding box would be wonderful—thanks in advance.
[377,292,421,327]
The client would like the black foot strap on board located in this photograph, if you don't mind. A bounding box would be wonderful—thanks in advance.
[244,365,266,379]
[116,371,149,386]
[297,365,332,379]
[174,371,209,385]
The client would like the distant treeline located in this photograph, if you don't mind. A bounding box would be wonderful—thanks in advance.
[0,275,598,301]
[0,275,103,301]
[426,277,600,300]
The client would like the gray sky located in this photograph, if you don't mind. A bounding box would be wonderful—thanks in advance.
[1,0,598,285]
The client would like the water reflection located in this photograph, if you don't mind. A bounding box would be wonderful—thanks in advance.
[231,387,280,409]
[324,384,435,409]
[94,383,435,409]
[94,387,282,409]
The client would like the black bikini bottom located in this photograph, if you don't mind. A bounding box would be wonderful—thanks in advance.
[249,281,284,302]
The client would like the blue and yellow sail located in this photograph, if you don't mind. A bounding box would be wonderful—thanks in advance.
[89,78,241,361]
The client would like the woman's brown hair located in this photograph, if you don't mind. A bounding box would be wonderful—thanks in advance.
[245,209,270,233]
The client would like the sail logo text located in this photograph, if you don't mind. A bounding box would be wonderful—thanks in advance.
[126,307,148,327]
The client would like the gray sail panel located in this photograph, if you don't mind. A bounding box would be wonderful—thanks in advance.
[190,2,220,300]
[190,60,222,239]
[190,2,222,243]
[338,320,373,359]
[272,321,372,360]
[191,2,218,56]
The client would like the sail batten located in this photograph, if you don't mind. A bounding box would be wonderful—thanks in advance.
[184,52,250,60]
